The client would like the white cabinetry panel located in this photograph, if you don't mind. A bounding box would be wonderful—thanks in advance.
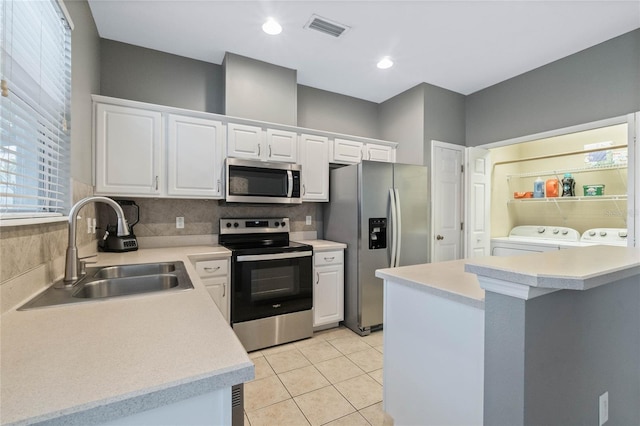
[300,134,329,202]
[167,114,225,198]
[227,123,263,160]
[313,249,344,328]
[95,103,162,195]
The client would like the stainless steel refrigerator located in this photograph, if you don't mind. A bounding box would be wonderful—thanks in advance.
[323,161,429,335]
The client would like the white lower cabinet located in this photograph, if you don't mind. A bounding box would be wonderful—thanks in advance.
[193,258,230,322]
[313,250,344,328]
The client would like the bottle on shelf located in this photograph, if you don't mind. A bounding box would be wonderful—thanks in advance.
[545,178,559,197]
[561,173,575,197]
[533,177,544,198]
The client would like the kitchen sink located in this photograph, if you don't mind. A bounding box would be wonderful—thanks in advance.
[93,262,176,279]
[73,274,180,299]
[19,261,193,310]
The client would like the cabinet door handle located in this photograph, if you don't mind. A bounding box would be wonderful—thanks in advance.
[302,184,306,196]
[360,149,364,161]
[217,179,221,193]
[368,151,371,160]
[204,266,221,273]
[222,283,226,297]
[258,144,261,156]
[316,272,319,284]
[155,176,159,190]
[269,145,272,157]
[324,256,335,262]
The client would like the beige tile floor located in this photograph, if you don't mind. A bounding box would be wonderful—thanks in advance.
[244,326,392,426]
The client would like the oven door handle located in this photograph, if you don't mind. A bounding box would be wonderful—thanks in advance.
[236,251,312,262]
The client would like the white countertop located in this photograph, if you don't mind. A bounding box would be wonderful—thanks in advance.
[465,245,640,291]
[0,246,254,425]
[295,239,347,250]
[376,259,484,309]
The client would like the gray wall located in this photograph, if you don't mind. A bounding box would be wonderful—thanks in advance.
[68,0,101,184]
[223,53,297,125]
[100,39,224,114]
[298,85,379,139]
[378,83,466,165]
[423,82,466,148]
[378,85,425,165]
[466,29,640,146]
[484,277,640,425]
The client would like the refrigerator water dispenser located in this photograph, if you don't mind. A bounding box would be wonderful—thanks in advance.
[369,218,387,249]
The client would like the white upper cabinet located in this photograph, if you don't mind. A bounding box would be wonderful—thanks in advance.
[94,99,225,199]
[332,138,364,164]
[266,128,298,163]
[227,123,264,160]
[228,123,297,163]
[365,143,395,163]
[331,138,396,164]
[299,134,329,202]
[95,103,162,196]
[167,114,225,198]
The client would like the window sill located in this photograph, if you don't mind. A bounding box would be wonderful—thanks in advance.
[0,216,69,228]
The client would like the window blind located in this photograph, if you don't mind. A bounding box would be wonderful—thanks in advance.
[1,0,72,219]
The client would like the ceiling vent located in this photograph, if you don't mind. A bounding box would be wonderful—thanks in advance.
[305,14,350,38]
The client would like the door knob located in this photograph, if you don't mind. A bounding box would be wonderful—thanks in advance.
[436,235,444,240]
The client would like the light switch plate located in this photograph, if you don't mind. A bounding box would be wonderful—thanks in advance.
[306,215,312,225]
[176,217,185,229]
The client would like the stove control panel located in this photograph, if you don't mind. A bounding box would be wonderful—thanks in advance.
[220,218,290,234]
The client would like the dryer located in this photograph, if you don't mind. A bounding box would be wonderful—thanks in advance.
[490,225,581,257]
[579,228,628,247]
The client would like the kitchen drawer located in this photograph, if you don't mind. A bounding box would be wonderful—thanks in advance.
[195,259,228,277]
[314,250,343,266]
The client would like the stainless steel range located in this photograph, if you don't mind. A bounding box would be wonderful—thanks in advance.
[219,218,313,352]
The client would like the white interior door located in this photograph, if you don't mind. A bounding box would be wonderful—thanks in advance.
[464,147,491,258]
[431,141,464,262]
[629,111,639,248]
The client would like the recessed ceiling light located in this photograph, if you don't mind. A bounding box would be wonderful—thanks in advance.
[262,18,282,35]
[377,57,394,70]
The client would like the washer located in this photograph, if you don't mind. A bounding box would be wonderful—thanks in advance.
[579,228,628,247]
[491,225,581,257]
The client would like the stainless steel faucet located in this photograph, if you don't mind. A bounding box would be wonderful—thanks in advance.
[61,196,130,285]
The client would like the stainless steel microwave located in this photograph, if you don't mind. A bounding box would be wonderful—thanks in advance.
[226,158,302,204]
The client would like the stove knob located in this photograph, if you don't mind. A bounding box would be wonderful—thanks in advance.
[274,222,280,227]
[225,222,232,228]
[561,230,569,235]
[619,231,627,238]
[589,230,596,236]
[600,231,607,237]
[281,221,286,227]
[537,227,545,234]
[552,228,559,234]
[233,222,239,228]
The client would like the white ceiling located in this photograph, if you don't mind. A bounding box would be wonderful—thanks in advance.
[87,0,640,103]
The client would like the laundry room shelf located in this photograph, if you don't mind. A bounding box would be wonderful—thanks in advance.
[506,163,627,180]
[508,195,627,203]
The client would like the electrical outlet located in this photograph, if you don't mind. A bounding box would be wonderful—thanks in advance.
[599,391,609,425]
[176,217,185,229]
[305,215,312,225]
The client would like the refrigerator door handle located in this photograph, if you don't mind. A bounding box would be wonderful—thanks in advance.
[389,188,398,267]
[394,188,402,267]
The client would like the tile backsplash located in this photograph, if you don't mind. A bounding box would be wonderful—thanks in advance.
[97,198,324,238]
[0,180,96,284]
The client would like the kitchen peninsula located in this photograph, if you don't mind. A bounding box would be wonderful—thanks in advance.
[0,247,253,425]
[376,245,640,425]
